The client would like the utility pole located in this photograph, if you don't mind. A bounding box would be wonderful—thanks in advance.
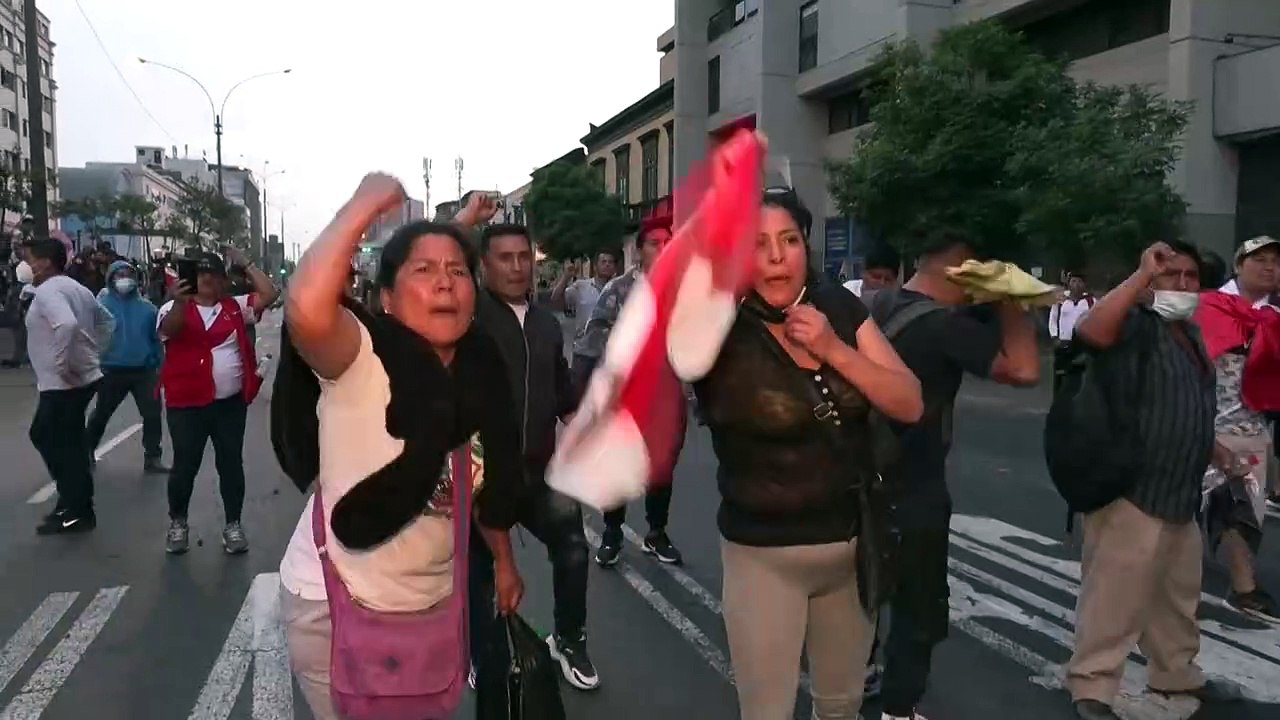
[22,0,48,238]
[455,157,463,206]
[422,157,431,216]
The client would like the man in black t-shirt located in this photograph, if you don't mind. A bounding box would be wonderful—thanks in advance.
[871,232,1041,720]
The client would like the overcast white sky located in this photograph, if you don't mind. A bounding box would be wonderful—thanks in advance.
[45,0,674,246]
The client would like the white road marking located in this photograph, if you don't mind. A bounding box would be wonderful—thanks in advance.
[188,573,286,720]
[25,423,144,505]
[0,593,79,697]
[584,527,734,682]
[947,513,1280,717]
[250,574,292,720]
[0,586,129,720]
[614,522,815,694]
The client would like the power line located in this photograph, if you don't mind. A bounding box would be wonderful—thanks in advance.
[71,0,177,143]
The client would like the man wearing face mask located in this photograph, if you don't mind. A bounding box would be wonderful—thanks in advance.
[87,261,167,475]
[1067,241,1240,720]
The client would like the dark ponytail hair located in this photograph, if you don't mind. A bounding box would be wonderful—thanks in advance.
[376,221,478,289]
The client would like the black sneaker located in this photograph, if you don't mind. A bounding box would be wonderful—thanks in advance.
[595,535,622,567]
[546,634,600,690]
[36,511,96,535]
[1228,588,1280,624]
[642,531,683,565]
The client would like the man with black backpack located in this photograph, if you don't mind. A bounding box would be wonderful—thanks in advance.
[868,231,1040,720]
[1061,241,1242,720]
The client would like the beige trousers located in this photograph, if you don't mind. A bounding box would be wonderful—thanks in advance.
[281,583,343,720]
[721,538,875,720]
[1067,499,1204,703]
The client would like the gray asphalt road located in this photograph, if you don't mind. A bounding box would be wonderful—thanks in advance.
[0,315,1277,720]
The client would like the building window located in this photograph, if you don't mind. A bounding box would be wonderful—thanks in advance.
[42,130,50,148]
[20,79,25,98]
[1,110,13,129]
[39,59,49,78]
[23,156,28,172]
[42,95,51,114]
[799,1,819,72]
[21,118,27,137]
[590,158,606,191]
[613,145,630,200]
[0,68,13,90]
[1022,0,1170,63]
[665,121,675,194]
[828,90,871,134]
[640,134,659,202]
[708,56,721,115]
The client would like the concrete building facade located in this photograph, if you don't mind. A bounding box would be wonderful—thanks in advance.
[673,0,1280,274]
[0,1,58,228]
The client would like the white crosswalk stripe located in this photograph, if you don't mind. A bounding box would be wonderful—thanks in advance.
[947,513,1280,719]
[2,514,1278,719]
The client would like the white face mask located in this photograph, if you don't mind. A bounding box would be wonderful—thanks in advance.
[14,260,32,284]
[1150,290,1199,321]
[113,278,137,295]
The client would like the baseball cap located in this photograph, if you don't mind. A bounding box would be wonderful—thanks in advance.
[194,251,227,276]
[1235,235,1280,262]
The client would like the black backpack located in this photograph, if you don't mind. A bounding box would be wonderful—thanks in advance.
[1043,324,1152,518]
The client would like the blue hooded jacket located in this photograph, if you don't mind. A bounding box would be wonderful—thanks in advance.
[98,260,161,369]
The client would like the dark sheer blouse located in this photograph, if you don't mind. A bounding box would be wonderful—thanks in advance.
[694,284,876,547]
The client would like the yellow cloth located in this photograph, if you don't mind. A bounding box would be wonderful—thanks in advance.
[945,260,1062,308]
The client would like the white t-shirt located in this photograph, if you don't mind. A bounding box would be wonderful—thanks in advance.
[508,301,528,327]
[157,294,257,399]
[565,277,605,340]
[278,318,477,612]
[1048,296,1093,341]
[842,279,864,297]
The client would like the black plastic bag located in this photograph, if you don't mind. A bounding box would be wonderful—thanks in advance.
[475,614,566,720]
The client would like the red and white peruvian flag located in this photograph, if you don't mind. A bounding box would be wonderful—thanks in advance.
[548,130,763,511]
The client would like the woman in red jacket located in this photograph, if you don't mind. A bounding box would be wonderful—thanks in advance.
[157,247,278,555]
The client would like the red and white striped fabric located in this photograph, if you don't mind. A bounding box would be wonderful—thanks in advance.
[548,130,763,511]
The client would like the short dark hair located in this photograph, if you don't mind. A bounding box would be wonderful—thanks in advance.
[1163,239,1203,274]
[376,221,477,289]
[596,248,620,263]
[636,215,673,249]
[479,223,532,256]
[918,227,976,259]
[864,243,900,274]
[26,237,67,272]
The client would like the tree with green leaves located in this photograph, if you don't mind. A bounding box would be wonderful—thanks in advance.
[524,161,624,261]
[114,193,160,258]
[173,181,247,251]
[53,195,115,242]
[826,21,1190,269]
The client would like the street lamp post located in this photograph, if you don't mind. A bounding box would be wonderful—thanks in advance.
[137,59,291,198]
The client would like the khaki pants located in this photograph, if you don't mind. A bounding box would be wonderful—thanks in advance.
[1067,499,1204,703]
[721,538,875,720]
[281,583,343,720]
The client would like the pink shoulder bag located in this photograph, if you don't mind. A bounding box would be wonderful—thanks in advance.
[312,446,472,720]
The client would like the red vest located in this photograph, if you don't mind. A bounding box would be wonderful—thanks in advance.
[160,297,261,409]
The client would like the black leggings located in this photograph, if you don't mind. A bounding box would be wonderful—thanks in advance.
[166,396,248,523]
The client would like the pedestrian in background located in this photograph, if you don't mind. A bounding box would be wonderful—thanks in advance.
[24,237,115,535]
[1049,273,1095,393]
[157,247,277,555]
[87,260,168,475]
[579,216,687,567]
